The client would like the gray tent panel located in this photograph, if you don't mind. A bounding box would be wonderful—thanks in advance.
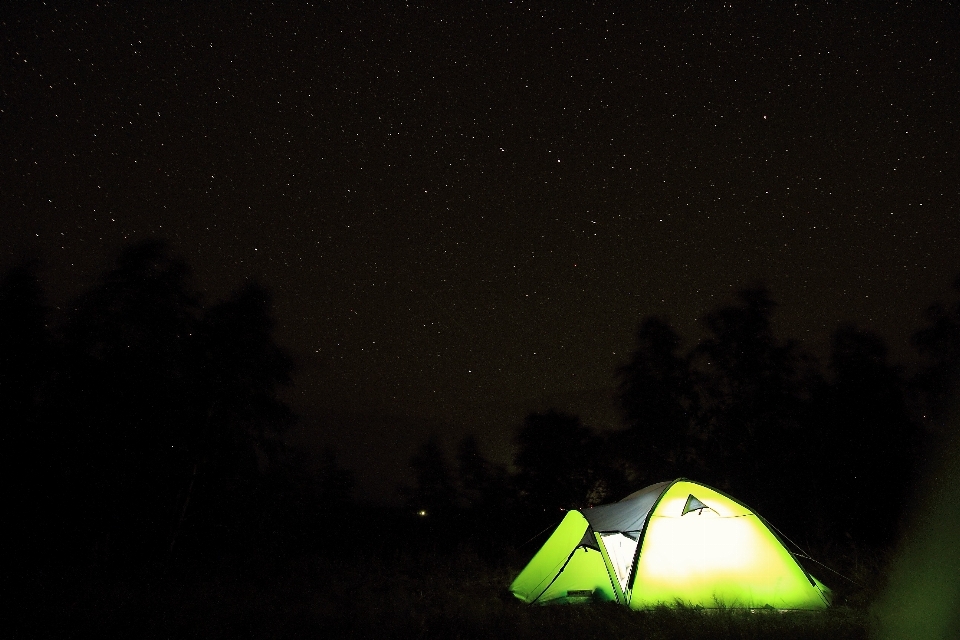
[682,494,709,515]
[581,480,673,532]
[577,526,600,550]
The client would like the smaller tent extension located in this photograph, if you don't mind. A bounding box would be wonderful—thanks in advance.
[509,478,831,610]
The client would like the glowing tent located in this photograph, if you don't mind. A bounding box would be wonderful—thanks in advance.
[509,479,831,610]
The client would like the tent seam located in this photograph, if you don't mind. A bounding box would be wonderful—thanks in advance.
[625,478,682,598]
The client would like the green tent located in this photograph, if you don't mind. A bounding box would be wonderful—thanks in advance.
[510,479,831,610]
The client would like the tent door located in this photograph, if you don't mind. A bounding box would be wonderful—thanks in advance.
[600,532,639,592]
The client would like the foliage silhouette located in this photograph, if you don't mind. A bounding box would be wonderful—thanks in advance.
[615,316,696,484]
[611,285,928,547]
[407,433,458,517]
[0,260,50,430]
[912,274,960,433]
[1,260,54,579]
[172,280,298,560]
[514,410,606,511]
[818,325,919,546]
[689,286,813,505]
[458,433,511,514]
[313,446,355,508]
[51,240,203,566]
[4,240,955,621]
[0,240,336,574]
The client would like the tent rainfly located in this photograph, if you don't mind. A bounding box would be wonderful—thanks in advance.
[509,478,831,610]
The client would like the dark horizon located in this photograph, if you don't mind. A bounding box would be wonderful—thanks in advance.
[5,246,958,512]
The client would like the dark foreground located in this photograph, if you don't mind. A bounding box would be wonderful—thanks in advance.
[17,548,872,640]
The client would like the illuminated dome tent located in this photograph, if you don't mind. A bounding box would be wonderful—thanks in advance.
[510,479,831,610]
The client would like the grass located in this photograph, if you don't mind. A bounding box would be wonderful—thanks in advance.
[18,545,873,639]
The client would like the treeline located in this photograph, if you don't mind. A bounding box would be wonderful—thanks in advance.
[4,239,959,581]
[2,241,352,581]
[405,283,960,552]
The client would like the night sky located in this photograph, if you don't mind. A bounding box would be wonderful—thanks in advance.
[3,2,958,500]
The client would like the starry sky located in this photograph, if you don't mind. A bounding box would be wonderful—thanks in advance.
[3,2,959,500]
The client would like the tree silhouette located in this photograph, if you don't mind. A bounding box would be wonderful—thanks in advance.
[688,286,812,509]
[457,433,510,513]
[514,410,604,511]
[36,241,301,567]
[313,446,355,507]
[616,316,696,484]
[820,324,919,546]
[408,434,458,517]
[0,260,51,430]
[912,274,960,433]
[608,283,957,547]
[1,260,54,572]
[173,280,296,558]
[51,240,202,565]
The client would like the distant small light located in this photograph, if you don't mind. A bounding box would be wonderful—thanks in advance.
[417,509,428,517]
